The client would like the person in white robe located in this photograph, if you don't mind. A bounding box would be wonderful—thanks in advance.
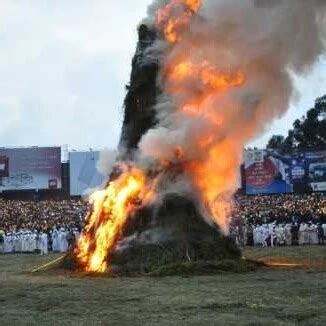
[4,233,13,254]
[269,224,277,247]
[253,225,258,246]
[276,225,285,246]
[25,232,31,252]
[30,231,38,252]
[13,232,20,253]
[257,225,263,246]
[254,225,262,246]
[262,225,269,247]
[59,228,68,253]
[299,223,306,245]
[40,231,48,255]
[36,232,42,251]
[309,223,318,244]
[22,232,28,252]
[303,223,310,244]
[51,227,60,252]
[285,224,292,246]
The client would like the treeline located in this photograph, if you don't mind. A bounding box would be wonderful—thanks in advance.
[267,95,326,152]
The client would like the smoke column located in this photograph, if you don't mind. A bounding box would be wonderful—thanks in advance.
[137,0,326,232]
[75,0,326,272]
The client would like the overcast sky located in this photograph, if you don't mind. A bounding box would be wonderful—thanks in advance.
[0,1,325,151]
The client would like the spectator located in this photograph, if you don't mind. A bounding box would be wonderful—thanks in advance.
[0,198,88,234]
[317,223,325,245]
[0,193,325,252]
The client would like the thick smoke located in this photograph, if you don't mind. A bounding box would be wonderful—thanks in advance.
[96,149,118,176]
[73,1,325,272]
[136,0,326,232]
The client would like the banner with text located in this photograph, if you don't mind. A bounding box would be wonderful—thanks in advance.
[245,149,326,194]
[0,147,61,191]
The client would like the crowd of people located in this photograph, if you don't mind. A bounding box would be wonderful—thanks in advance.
[1,228,81,255]
[231,193,326,247]
[0,199,87,254]
[231,221,325,248]
[0,198,87,233]
[233,193,325,225]
[0,193,325,254]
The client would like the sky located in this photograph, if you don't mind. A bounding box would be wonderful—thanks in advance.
[0,0,325,151]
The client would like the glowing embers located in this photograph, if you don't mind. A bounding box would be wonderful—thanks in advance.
[155,0,203,43]
[75,166,155,272]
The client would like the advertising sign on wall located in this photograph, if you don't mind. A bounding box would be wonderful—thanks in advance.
[245,149,326,194]
[0,147,61,191]
[245,150,292,194]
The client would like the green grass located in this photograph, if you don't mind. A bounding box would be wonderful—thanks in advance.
[0,246,325,325]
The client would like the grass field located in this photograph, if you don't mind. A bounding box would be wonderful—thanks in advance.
[0,246,325,325]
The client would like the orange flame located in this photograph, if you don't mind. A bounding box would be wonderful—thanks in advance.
[75,0,244,272]
[155,1,245,232]
[168,60,244,93]
[155,0,203,43]
[165,59,244,232]
[75,166,154,272]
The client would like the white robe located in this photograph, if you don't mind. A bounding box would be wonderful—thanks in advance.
[13,234,22,253]
[4,235,13,253]
[59,231,68,253]
[22,234,28,252]
[308,225,318,244]
[276,226,285,245]
[37,233,42,251]
[284,225,292,246]
[40,233,48,255]
[52,230,60,252]
[30,233,37,252]
[299,225,306,245]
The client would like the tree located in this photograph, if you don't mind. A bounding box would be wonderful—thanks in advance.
[266,135,285,150]
[267,95,326,152]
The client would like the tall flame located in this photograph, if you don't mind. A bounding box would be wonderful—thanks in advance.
[155,0,202,42]
[75,166,154,272]
[165,59,245,231]
[153,0,244,232]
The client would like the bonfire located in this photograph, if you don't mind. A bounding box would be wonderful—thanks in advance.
[69,0,325,274]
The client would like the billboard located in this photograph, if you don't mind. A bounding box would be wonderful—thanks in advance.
[245,149,326,194]
[0,147,61,191]
[69,151,106,196]
[307,152,326,192]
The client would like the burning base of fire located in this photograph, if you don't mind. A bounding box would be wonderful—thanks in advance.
[60,194,255,276]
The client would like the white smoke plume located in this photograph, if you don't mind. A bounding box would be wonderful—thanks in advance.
[136,0,326,232]
[96,149,118,176]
